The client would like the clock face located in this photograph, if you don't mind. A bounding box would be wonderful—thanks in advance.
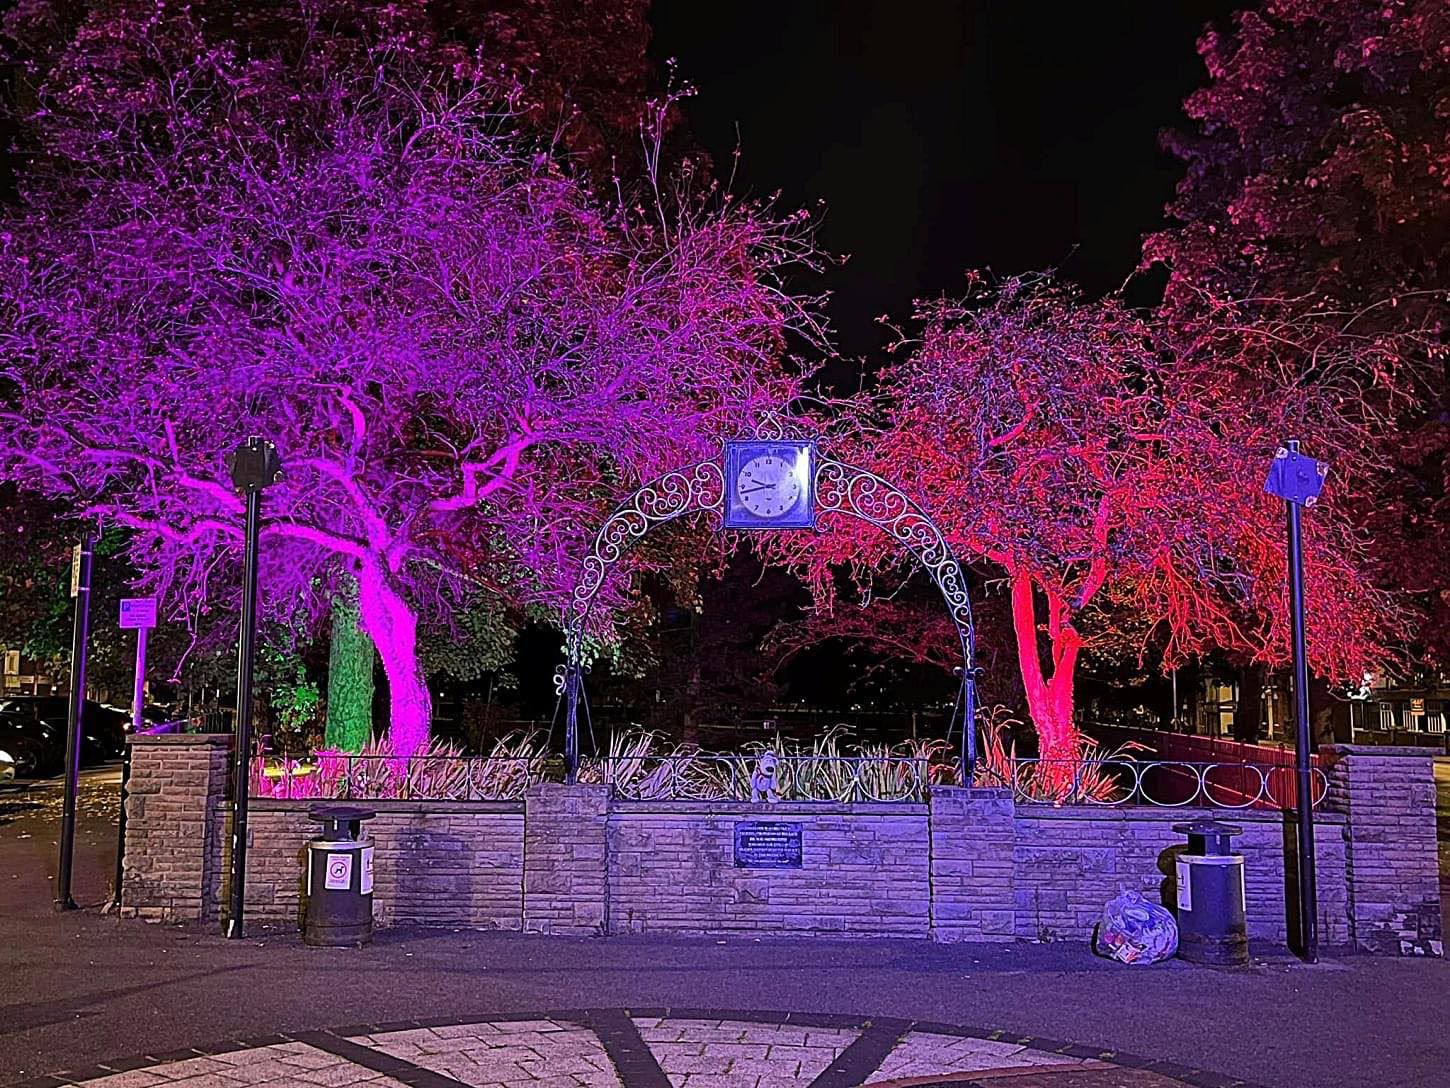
[723,439,816,529]
[737,454,804,518]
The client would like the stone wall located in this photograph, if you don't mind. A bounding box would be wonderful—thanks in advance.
[1323,745,1443,955]
[122,736,1439,954]
[120,734,231,922]
[929,787,1015,941]
[223,801,525,930]
[1013,807,1350,945]
[523,784,609,935]
[608,801,930,936]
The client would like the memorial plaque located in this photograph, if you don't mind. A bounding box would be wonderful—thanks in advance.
[733,821,803,869]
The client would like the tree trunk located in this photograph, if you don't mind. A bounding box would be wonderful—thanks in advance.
[325,576,376,752]
[1233,662,1265,743]
[1008,569,1084,764]
[354,562,431,761]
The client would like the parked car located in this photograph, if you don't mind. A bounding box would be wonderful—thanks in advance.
[0,696,128,769]
[0,711,63,777]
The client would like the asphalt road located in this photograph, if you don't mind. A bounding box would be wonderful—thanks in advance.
[1,769,1447,1088]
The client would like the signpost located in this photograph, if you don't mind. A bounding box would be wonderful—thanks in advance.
[119,597,157,732]
[112,597,158,909]
[1264,439,1328,963]
[56,533,95,912]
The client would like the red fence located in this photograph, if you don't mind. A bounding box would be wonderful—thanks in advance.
[1089,725,1325,810]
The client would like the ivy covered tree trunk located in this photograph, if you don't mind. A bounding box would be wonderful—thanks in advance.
[325,577,376,752]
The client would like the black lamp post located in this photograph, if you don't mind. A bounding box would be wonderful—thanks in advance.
[1264,438,1328,963]
[223,436,282,939]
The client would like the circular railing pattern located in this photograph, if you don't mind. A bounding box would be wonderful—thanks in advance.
[252,752,1326,811]
[1000,758,1331,809]
[589,754,935,804]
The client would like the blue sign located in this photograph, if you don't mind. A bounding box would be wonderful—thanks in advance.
[733,821,803,868]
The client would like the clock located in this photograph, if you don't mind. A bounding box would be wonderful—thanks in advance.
[723,439,816,529]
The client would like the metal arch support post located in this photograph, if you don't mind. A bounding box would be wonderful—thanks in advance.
[563,661,582,785]
[561,453,982,778]
[961,667,979,784]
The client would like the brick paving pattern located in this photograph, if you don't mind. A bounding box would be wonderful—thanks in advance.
[36,1011,1265,1088]
[870,1031,1089,1080]
[634,1017,858,1088]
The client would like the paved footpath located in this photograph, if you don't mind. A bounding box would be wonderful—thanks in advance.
[15,1009,1257,1088]
[3,772,1449,1088]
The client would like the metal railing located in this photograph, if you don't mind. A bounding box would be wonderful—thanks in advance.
[587,754,937,803]
[250,753,545,801]
[994,757,1329,809]
[249,750,1327,810]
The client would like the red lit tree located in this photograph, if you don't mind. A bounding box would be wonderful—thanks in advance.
[0,46,822,758]
[787,275,1406,761]
[1144,0,1450,664]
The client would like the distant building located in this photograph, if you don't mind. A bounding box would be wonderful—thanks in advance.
[1183,667,1447,751]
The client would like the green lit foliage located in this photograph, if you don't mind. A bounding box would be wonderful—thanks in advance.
[419,592,517,684]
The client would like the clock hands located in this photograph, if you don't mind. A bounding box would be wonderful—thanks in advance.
[739,482,779,495]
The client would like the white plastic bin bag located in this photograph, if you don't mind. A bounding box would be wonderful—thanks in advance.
[1094,889,1178,964]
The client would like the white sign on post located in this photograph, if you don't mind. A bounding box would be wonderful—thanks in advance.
[118,598,158,629]
[70,544,82,598]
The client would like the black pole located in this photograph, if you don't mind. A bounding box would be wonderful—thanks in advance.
[1285,441,1319,963]
[225,484,263,939]
[56,533,94,911]
[112,741,132,909]
[959,671,978,786]
[563,664,580,785]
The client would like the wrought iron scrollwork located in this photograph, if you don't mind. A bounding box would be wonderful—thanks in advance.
[813,460,975,658]
[561,452,979,780]
[564,458,724,661]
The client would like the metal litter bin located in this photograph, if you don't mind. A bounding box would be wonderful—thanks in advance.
[1172,819,1248,966]
[304,804,375,947]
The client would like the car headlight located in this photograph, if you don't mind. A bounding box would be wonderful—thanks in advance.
[0,750,13,765]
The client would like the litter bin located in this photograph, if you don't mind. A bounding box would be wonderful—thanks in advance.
[304,804,376,947]
[1172,819,1248,966]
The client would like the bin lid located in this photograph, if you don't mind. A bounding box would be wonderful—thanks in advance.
[308,804,377,823]
[1172,819,1242,837]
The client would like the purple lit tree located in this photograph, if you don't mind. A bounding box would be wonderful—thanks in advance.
[0,52,822,759]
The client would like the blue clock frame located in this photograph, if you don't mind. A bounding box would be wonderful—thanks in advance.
[723,439,817,530]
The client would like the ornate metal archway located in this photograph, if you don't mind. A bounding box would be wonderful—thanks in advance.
[560,451,980,781]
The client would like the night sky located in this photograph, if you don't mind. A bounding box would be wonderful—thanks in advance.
[651,1,1242,361]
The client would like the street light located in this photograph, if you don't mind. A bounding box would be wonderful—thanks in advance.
[223,436,282,939]
[1264,438,1328,963]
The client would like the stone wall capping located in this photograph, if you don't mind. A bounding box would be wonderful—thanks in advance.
[612,800,927,816]
[1010,804,1347,826]
[242,798,524,815]
[1323,743,1443,758]
[128,733,234,747]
